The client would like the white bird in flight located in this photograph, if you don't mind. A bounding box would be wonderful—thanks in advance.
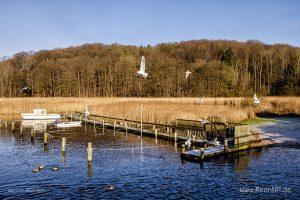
[253,94,261,105]
[185,70,191,79]
[137,56,148,78]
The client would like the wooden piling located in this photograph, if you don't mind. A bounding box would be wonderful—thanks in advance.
[62,137,66,152]
[152,125,156,131]
[44,133,49,145]
[102,120,105,133]
[155,129,158,138]
[20,125,23,135]
[30,129,34,142]
[113,120,116,133]
[125,122,128,134]
[181,145,186,153]
[70,114,73,121]
[87,142,93,162]
[93,119,96,129]
[224,139,228,152]
[11,122,15,132]
[200,148,205,160]
[4,121,7,128]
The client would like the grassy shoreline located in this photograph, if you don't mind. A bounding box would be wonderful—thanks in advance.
[0,97,299,123]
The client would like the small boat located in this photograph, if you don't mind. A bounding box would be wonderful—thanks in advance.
[21,109,61,120]
[55,121,82,128]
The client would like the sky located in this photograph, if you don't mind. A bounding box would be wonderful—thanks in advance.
[0,0,299,56]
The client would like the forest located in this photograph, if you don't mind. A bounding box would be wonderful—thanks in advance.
[0,39,299,97]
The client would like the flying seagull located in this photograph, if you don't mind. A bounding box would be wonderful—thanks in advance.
[253,94,261,105]
[185,70,191,79]
[137,56,148,78]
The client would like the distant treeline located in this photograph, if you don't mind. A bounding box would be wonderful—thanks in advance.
[0,40,299,97]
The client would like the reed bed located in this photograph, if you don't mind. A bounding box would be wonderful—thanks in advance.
[0,97,299,123]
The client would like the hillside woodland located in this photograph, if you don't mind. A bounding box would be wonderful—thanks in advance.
[0,40,299,97]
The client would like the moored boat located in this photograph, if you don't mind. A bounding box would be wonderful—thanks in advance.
[21,109,61,120]
[56,121,82,128]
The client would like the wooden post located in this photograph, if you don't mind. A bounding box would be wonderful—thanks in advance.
[93,119,96,129]
[70,114,73,121]
[30,129,34,142]
[200,148,205,160]
[167,126,169,134]
[181,145,186,153]
[155,129,158,138]
[11,122,15,132]
[44,133,49,145]
[62,137,66,153]
[113,121,116,133]
[102,120,104,134]
[20,125,23,135]
[192,134,196,142]
[87,142,93,162]
[4,121,7,128]
[125,122,128,134]
[152,125,156,131]
[140,104,143,137]
[174,131,177,141]
[224,139,228,152]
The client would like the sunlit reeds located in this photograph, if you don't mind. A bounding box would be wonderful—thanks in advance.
[0,97,299,123]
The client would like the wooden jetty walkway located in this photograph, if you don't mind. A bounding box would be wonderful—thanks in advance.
[66,112,269,162]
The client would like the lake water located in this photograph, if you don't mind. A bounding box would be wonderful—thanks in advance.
[0,117,299,199]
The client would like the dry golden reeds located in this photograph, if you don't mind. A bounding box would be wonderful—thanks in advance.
[0,97,299,123]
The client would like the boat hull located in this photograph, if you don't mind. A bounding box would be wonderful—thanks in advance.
[21,114,61,120]
[56,121,82,128]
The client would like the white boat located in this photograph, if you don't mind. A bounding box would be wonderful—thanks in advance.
[56,121,82,128]
[21,109,61,120]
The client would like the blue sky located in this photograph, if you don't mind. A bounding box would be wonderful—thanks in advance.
[0,0,299,56]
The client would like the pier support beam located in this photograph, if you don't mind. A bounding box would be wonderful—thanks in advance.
[87,142,93,162]
[62,137,66,153]
[44,133,49,145]
[102,120,105,134]
[174,132,177,141]
[224,139,228,152]
[200,148,205,160]
[113,121,116,133]
[11,122,15,132]
[30,129,35,142]
[125,122,128,134]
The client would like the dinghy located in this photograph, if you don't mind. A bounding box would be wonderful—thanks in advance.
[21,109,61,120]
[55,121,82,128]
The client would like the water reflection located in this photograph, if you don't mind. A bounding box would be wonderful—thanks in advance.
[21,120,55,132]
[87,162,93,178]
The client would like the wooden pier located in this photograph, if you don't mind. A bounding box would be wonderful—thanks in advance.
[68,112,267,162]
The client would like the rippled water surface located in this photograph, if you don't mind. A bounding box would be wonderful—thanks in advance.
[0,117,299,199]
